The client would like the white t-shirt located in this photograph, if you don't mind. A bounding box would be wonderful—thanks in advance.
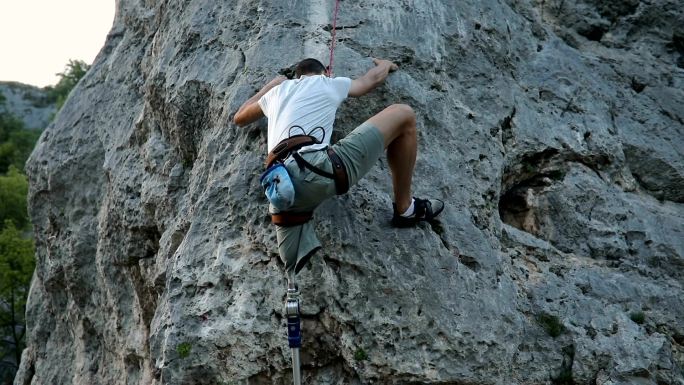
[258,74,352,153]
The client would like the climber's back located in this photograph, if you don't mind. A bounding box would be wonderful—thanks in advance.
[259,74,351,153]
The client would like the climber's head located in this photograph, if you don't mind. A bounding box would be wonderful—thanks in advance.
[295,58,326,78]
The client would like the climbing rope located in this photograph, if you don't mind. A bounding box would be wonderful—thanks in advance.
[327,0,341,77]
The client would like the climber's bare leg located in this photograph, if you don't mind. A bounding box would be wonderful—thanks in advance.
[365,104,417,214]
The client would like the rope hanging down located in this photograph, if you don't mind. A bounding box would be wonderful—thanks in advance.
[327,0,341,77]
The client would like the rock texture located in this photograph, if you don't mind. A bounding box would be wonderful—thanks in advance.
[0,82,55,129]
[15,0,684,384]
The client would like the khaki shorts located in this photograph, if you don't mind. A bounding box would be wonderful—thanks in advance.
[273,122,385,272]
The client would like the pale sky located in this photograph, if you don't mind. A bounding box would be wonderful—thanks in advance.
[0,1,115,88]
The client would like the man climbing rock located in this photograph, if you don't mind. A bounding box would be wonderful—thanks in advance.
[234,58,444,273]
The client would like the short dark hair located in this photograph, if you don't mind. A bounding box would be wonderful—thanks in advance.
[295,58,326,78]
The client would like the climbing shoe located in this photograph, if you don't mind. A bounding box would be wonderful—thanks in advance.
[391,197,445,228]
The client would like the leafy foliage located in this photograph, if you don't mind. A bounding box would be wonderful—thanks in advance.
[176,342,192,358]
[0,87,38,381]
[45,59,90,110]
[538,313,566,338]
[0,124,40,175]
[0,112,25,142]
[0,167,29,230]
[0,94,41,175]
[630,311,646,324]
[354,348,368,361]
[0,220,35,378]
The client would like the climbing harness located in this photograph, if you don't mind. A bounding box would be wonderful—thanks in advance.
[292,148,349,195]
[264,125,325,168]
[271,211,314,227]
[326,0,341,77]
[262,126,349,227]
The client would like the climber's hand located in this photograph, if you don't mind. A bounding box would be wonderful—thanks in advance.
[349,58,397,97]
[372,58,398,72]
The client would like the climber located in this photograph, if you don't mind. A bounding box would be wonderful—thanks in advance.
[233,57,444,272]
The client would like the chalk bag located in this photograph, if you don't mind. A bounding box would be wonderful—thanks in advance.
[260,163,295,211]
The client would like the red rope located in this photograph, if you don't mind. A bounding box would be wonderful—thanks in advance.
[327,0,341,77]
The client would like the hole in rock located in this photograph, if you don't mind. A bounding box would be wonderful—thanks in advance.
[459,254,481,271]
[673,333,684,346]
[126,225,162,262]
[578,25,606,42]
[672,33,684,68]
[499,188,536,233]
[631,77,647,93]
[499,149,566,236]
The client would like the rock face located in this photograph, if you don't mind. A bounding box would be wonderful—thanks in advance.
[0,82,55,129]
[15,0,684,384]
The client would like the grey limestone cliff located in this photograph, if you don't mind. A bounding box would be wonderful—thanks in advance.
[0,82,55,130]
[14,0,684,384]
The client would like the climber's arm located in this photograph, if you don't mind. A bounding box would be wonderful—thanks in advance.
[233,75,287,126]
[233,103,264,126]
[348,58,398,97]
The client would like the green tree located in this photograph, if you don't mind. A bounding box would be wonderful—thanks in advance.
[0,167,29,231]
[0,94,41,174]
[0,220,35,381]
[0,112,24,142]
[0,129,40,175]
[0,83,36,385]
[45,59,90,110]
